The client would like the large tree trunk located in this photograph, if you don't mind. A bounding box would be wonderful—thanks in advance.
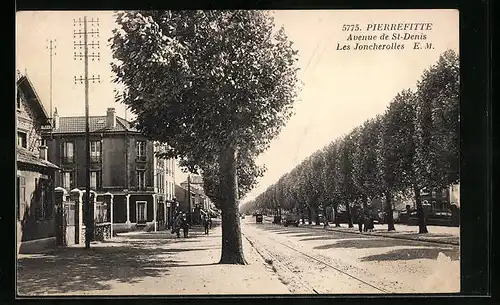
[219,146,245,264]
[313,208,320,225]
[385,191,395,231]
[307,206,312,224]
[414,187,428,234]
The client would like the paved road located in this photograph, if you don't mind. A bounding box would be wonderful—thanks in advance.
[241,218,460,294]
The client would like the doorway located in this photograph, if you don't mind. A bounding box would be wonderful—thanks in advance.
[136,201,147,224]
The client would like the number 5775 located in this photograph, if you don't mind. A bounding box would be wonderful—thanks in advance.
[342,24,360,31]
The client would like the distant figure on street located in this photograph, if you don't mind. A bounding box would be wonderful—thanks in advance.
[181,213,190,238]
[171,212,182,238]
[356,207,364,233]
[364,206,374,232]
[203,215,210,235]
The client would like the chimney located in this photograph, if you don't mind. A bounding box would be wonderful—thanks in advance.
[53,107,59,130]
[39,145,48,161]
[106,108,116,129]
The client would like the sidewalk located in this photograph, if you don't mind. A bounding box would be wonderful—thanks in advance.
[17,222,290,296]
[300,222,459,245]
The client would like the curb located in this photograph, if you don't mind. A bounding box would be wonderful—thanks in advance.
[282,223,460,246]
[312,225,459,246]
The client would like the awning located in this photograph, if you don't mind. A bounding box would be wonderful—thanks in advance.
[17,148,59,170]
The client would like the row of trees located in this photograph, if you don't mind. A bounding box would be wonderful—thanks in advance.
[240,49,460,234]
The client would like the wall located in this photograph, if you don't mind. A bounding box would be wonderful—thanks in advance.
[17,169,56,243]
[102,135,127,188]
[113,195,127,223]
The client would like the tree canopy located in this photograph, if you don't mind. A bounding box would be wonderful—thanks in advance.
[241,50,460,233]
[111,10,301,264]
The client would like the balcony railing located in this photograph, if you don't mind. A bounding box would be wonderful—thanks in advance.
[62,156,75,164]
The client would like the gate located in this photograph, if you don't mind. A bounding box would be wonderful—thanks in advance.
[63,201,76,245]
[94,200,111,241]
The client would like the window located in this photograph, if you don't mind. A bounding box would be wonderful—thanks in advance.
[17,176,26,220]
[62,171,74,190]
[136,140,146,161]
[157,171,164,192]
[90,141,101,162]
[136,170,146,189]
[62,142,74,163]
[17,132,27,148]
[90,171,101,190]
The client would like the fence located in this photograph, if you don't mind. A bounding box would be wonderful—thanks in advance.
[94,200,111,241]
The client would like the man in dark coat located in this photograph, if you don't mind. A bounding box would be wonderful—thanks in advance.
[203,214,210,235]
[181,214,190,238]
[171,212,182,238]
[356,207,364,233]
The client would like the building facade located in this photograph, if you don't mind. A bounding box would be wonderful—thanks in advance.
[178,175,217,222]
[16,73,59,254]
[42,107,176,233]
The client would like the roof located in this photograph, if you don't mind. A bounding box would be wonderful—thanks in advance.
[51,115,139,134]
[16,74,51,124]
[17,148,59,170]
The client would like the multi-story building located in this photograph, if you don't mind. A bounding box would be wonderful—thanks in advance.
[16,73,59,254]
[178,175,217,223]
[42,107,176,232]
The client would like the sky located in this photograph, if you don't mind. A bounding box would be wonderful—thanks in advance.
[15,10,459,202]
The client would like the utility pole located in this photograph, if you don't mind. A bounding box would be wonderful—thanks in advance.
[73,16,101,249]
[46,39,57,122]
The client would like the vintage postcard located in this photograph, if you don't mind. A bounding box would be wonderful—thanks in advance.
[15,9,460,296]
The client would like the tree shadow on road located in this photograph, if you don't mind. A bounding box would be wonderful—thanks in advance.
[299,235,355,242]
[314,238,425,250]
[17,241,215,295]
[359,247,460,262]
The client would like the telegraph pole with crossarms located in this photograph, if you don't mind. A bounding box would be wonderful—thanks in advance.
[73,16,101,249]
[46,39,57,122]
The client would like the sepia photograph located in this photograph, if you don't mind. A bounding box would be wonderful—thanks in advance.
[15,9,460,296]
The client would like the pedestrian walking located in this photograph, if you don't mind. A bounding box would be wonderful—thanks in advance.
[181,213,190,238]
[364,205,374,232]
[363,208,370,232]
[356,207,364,233]
[203,215,210,235]
[171,212,182,238]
